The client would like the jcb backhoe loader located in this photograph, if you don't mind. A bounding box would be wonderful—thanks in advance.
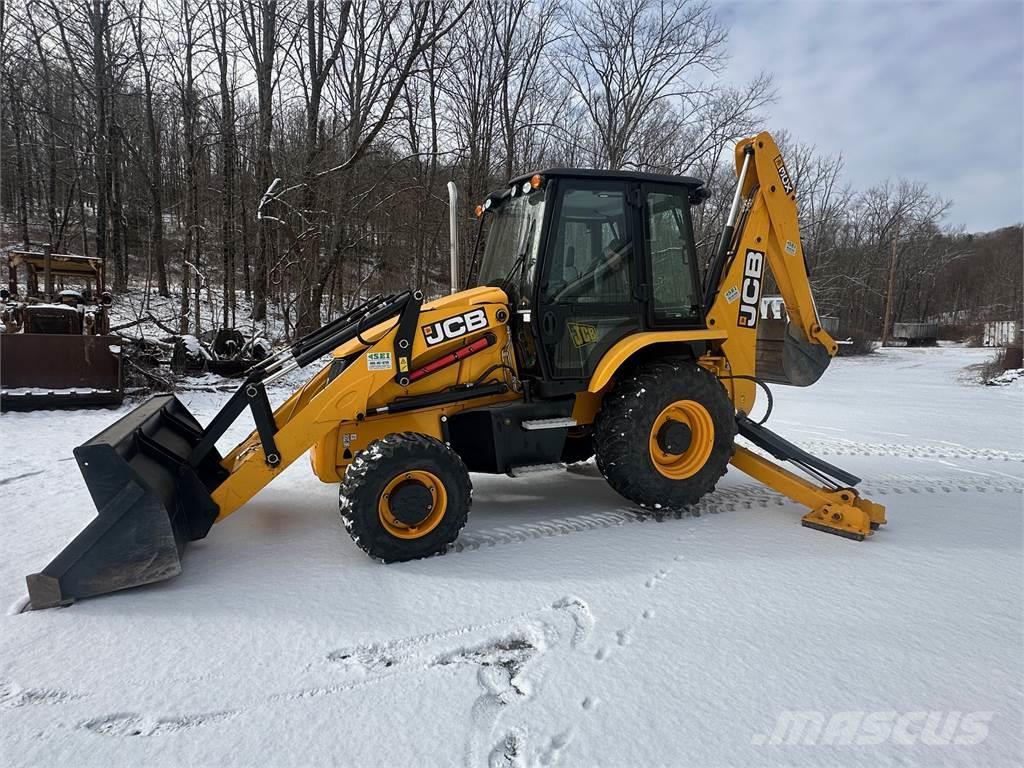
[25,131,886,609]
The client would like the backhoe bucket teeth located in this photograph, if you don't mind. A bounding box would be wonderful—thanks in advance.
[26,395,226,609]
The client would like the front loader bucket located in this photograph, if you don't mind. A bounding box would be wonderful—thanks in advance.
[26,395,226,609]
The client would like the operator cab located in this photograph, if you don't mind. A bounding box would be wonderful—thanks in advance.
[473,169,710,395]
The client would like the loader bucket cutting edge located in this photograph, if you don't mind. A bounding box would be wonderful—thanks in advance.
[25,395,226,609]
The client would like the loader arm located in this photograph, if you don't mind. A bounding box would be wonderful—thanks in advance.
[25,288,517,608]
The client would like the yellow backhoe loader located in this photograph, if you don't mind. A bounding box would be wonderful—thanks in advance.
[26,131,886,609]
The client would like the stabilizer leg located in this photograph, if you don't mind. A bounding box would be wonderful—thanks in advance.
[730,444,886,540]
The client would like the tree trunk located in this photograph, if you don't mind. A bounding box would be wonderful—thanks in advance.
[214,3,238,327]
[90,0,110,284]
[8,86,31,247]
[250,0,277,323]
[880,225,900,347]
[110,119,128,291]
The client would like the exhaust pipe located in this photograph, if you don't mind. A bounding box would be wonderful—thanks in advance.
[448,181,460,294]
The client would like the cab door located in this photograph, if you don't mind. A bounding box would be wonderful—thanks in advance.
[533,179,643,384]
[640,184,704,329]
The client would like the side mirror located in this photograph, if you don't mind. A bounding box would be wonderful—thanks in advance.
[690,186,712,205]
[100,291,114,307]
[0,288,9,301]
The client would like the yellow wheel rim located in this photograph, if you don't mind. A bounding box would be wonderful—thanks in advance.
[378,470,447,539]
[648,400,715,480]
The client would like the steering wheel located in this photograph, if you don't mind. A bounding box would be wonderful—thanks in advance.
[552,240,631,302]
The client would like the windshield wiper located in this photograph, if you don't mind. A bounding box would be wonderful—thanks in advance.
[499,217,536,294]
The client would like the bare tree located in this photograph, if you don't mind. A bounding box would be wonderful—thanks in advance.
[558,0,737,169]
[210,0,241,324]
[263,0,469,331]
[127,0,170,297]
[240,0,286,322]
[485,0,560,180]
[166,0,207,333]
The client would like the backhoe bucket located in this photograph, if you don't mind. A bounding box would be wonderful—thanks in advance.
[26,395,226,609]
[756,319,831,387]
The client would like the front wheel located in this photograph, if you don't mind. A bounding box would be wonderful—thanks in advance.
[593,359,736,510]
[340,432,471,562]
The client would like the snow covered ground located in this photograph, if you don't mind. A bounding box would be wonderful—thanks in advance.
[1,346,1021,767]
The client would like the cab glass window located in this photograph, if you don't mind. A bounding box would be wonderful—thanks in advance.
[645,190,700,323]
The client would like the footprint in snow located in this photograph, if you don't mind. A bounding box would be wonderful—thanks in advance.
[319,597,591,768]
[538,729,574,767]
[489,728,527,768]
[645,569,670,588]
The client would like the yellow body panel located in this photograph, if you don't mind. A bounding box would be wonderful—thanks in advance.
[586,329,728,393]
[213,287,518,518]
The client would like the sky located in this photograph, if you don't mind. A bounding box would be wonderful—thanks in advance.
[718,0,1023,233]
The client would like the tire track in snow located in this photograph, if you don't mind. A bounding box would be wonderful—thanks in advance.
[788,439,1024,463]
[81,710,237,737]
[0,680,84,709]
[455,474,1022,553]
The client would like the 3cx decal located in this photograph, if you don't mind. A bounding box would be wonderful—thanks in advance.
[774,154,795,195]
[737,249,765,329]
[422,308,488,347]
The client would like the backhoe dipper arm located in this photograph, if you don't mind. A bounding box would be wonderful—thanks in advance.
[705,131,838,403]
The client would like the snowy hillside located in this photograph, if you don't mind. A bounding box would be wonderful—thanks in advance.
[1,346,1021,767]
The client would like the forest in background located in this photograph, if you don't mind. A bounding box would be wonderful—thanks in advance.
[1,0,1020,344]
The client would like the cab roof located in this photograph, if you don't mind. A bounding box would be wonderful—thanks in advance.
[511,167,705,189]
[488,168,709,206]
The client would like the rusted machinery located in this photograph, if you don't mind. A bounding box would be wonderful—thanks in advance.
[1,250,123,411]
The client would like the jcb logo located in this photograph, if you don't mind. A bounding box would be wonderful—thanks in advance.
[422,308,488,346]
[737,249,764,329]
[568,322,598,348]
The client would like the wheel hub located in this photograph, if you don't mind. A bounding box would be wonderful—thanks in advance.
[387,480,434,525]
[656,420,693,455]
[378,470,447,539]
[648,400,716,480]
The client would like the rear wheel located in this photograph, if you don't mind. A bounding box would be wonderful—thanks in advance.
[341,433,471,562]
[593,359,736,510]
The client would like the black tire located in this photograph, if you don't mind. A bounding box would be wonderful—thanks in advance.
[593,358,736,510]
[340,432,471,562]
